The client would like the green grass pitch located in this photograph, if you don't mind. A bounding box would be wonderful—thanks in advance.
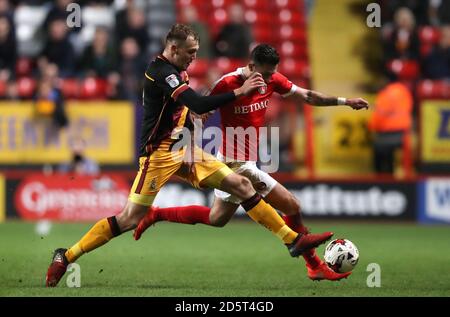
[1,220,449,297]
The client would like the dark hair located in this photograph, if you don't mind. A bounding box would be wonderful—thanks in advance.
[250,44,280,66]
[165,23,199,44]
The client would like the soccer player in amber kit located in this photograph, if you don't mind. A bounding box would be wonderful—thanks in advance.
[134,44,369,281]
[46,26,334,286]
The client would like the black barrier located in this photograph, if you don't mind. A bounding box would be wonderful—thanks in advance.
[150,180,416,220]
[5,176,416,220]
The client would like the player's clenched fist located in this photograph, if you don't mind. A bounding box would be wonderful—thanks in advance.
[346,98,370,110]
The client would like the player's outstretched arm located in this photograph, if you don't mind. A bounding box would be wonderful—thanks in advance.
[178,73,265,114]
[293,87,369,110]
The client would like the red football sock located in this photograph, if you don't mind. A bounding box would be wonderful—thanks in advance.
[156,205,211,225]
[283,214,321,268]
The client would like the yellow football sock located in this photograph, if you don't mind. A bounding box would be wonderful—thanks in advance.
[65,218,117,263]
[246,199,298,244]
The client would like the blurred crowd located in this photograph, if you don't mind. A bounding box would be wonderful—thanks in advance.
[380,0,450,84]
[0,0,314,101]
[368,0,450,175]
[1,0,448,175]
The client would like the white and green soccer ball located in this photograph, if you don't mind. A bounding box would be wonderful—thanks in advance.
[324,239,359,273]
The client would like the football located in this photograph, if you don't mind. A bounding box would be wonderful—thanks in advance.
[324,239,359,273]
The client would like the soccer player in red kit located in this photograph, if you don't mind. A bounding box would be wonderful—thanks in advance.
[134,44,369,281]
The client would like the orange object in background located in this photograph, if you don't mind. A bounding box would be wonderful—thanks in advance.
[35,99,55,115]
[368,82,413,133]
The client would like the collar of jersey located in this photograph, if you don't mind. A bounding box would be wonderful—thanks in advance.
[157,54,183,72]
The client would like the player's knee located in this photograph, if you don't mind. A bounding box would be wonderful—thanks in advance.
[234,176,253,196]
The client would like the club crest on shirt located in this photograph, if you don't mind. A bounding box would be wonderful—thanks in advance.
[258,85,267,94]
[165,74,179,88]
[149,178,157,191]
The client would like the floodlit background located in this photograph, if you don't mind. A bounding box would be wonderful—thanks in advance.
[0,0,449,296]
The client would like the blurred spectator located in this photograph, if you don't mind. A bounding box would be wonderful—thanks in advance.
[214,4,253,59]
[43,0,77,33]
[34,69,69,132]
[40,18,75,77]
[429,0,450,26]
[118,37,146,100]
[422,25,450,79]
[0,14,16,81]
[59,139,100,175]
[385,0,429,26]
[115,4,149,53]
[78,26,118,78]
[0,0,14,22]
[368,81,413,174]
[384,7,420,60]
[181,5,211,59]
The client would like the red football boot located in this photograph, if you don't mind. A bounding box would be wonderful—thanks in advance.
[133,206,159,240]
[46,248,69,287]
[287,232,333,257]
[307,261,352,281]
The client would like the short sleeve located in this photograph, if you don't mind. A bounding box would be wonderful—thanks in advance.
[152,66,189,101]
[273,72,296,97]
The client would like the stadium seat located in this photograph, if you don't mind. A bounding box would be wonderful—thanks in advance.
[178,0,205,7]
[17,77,36,99]
[386,59,420,81]
[242,0,271,10]
[60,79,81,99]
[188,59,209,77]
[279,58,309,78]
[253,27,276,44]
[417,80,450,100]
[187,76,204,90]
[211,0,236,8]
[418,26,441,57]
[280,41,308,59]
[80,77,107,100]
[278,25,307,42]
[212,57,243,75]
[278,10,305,25]
[210,8,228,25]
[418,26,441,44]
[275,0,304,10]
[0,80,6,98]
[244,11,272,26]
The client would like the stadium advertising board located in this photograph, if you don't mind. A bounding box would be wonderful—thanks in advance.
[153,181,416,220]
[14,174,129,221]
[0,102,134,164]
[418,178,450,224]
[421,100,450,163]
[313,108,373,175]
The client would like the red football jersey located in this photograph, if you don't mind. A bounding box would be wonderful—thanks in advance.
[208,67,295,161]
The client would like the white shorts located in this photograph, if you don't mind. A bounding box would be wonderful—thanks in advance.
[214,152,278,204]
